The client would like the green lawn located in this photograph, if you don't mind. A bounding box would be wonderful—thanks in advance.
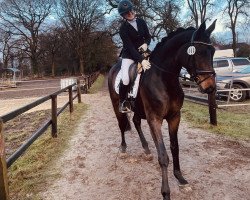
[181,101,250,139]
[88,74,105,94]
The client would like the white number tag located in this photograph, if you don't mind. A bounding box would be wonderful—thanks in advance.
[187,46,196,55]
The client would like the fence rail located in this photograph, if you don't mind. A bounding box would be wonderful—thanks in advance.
[181,79,250,107]
[184,85,250,126]
[0,72,99,200]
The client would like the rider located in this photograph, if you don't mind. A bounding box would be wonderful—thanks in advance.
[118,0,151,113]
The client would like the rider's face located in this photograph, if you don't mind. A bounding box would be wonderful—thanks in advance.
[123,11,135,21]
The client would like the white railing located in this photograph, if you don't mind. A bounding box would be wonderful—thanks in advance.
[180,79,250,107]
[216,88,250,107]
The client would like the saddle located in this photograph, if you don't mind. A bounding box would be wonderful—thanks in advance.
[114,61,141,111]
[115,50,151,111]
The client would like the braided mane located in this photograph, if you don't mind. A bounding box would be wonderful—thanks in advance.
[151,27,196,58]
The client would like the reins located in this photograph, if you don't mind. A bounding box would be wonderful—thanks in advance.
[150,61,176,75]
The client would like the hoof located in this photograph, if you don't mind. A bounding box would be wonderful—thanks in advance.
[179,184,192,192]
[143,153,153,161]
[119,152,128,159]
[163,194,171,200]
[120,145,127,153]
[144,148,151,155]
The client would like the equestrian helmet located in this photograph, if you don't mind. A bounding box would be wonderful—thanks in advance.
[118,0,133,16]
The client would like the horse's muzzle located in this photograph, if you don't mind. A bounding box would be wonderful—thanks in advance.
[199,85,215,94]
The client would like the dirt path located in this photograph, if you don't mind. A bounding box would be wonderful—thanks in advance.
[0,95,77,116]
[40,81,250,200]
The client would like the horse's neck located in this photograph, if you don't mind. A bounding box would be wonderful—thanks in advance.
[151,31,192,75]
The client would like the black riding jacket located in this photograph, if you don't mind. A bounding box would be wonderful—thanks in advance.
[119,18,151,63]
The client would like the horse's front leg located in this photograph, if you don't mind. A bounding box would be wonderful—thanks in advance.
[167,112,189,186]
[148,117,170,200]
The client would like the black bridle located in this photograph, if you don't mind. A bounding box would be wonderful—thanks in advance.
[186,30,216,85]
[146,29,216,85]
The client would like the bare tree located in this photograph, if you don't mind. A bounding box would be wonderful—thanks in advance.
[186,0,215,28]
[0,29,13,68]
[0,0,54,75]
[58,0,105,74]
[223,0,250,56]
[39,27,63,77]
[150,0,181,35]
[84,31,118,72]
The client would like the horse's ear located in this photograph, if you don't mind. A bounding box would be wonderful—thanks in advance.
[196,20,206,36]
[205,19,217,37]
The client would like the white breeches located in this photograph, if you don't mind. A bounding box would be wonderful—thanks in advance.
[121,58,134,85]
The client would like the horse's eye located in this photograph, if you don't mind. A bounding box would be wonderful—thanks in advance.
[198,50,207,56]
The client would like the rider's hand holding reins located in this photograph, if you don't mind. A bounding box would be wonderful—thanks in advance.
[138,43,151,71]
[139,43,148,52]
[141,59,151,71]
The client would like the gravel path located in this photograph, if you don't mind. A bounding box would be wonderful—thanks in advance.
[40,81,250,200]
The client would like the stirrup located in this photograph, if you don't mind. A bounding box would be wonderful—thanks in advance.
[119,101,131,113]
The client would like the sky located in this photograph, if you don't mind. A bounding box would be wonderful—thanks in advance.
[180,1,250,44]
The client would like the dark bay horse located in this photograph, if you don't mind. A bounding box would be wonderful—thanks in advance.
[108,20,216,200]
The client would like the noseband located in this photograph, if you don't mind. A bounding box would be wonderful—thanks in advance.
[185,30,216,85]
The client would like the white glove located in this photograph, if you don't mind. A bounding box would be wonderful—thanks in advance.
[138,43,148,52]
[141,59,151,71]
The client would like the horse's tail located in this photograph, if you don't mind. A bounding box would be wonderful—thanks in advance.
[108,61,131,133]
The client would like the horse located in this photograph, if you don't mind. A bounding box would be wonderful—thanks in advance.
[108,20,216,200]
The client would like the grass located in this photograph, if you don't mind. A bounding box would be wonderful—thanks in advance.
[4,110,51,157]
[7,103,88,200]
[88,74,105,94]
[181,101,250,139]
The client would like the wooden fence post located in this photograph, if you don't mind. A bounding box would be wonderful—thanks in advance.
[88,76,90,89]
[0,119,9,200]
[77,79,82,103]
[69,87,73,113]
[208,91,217,126]
[51,95,58,138]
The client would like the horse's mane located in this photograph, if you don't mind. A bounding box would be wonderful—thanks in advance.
[151,27,196,57]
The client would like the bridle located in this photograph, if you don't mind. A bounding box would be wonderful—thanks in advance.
[185,30,216,85]
[146,29,216,86]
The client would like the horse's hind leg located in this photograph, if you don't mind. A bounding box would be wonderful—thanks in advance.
[116,112,131,153]
[133,114,151,154]
[167,112,189,186]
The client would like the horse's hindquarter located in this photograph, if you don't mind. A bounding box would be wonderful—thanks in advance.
[108,62,121,103]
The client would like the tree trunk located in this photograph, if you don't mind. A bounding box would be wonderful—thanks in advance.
[31,55,39,76]
[79,58,84,75]
[232,29,237,57]
[51,59,56,77]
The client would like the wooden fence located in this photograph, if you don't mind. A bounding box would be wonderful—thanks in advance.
[0,73,99,200]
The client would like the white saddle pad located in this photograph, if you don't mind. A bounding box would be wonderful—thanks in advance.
[115,70,141,98]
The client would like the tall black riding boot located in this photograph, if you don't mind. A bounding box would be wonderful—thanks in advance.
[119,83,131,113]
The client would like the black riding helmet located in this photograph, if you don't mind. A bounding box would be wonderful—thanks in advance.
[118,0,133,16]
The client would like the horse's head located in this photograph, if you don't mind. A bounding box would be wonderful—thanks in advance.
[177,20,217,94]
